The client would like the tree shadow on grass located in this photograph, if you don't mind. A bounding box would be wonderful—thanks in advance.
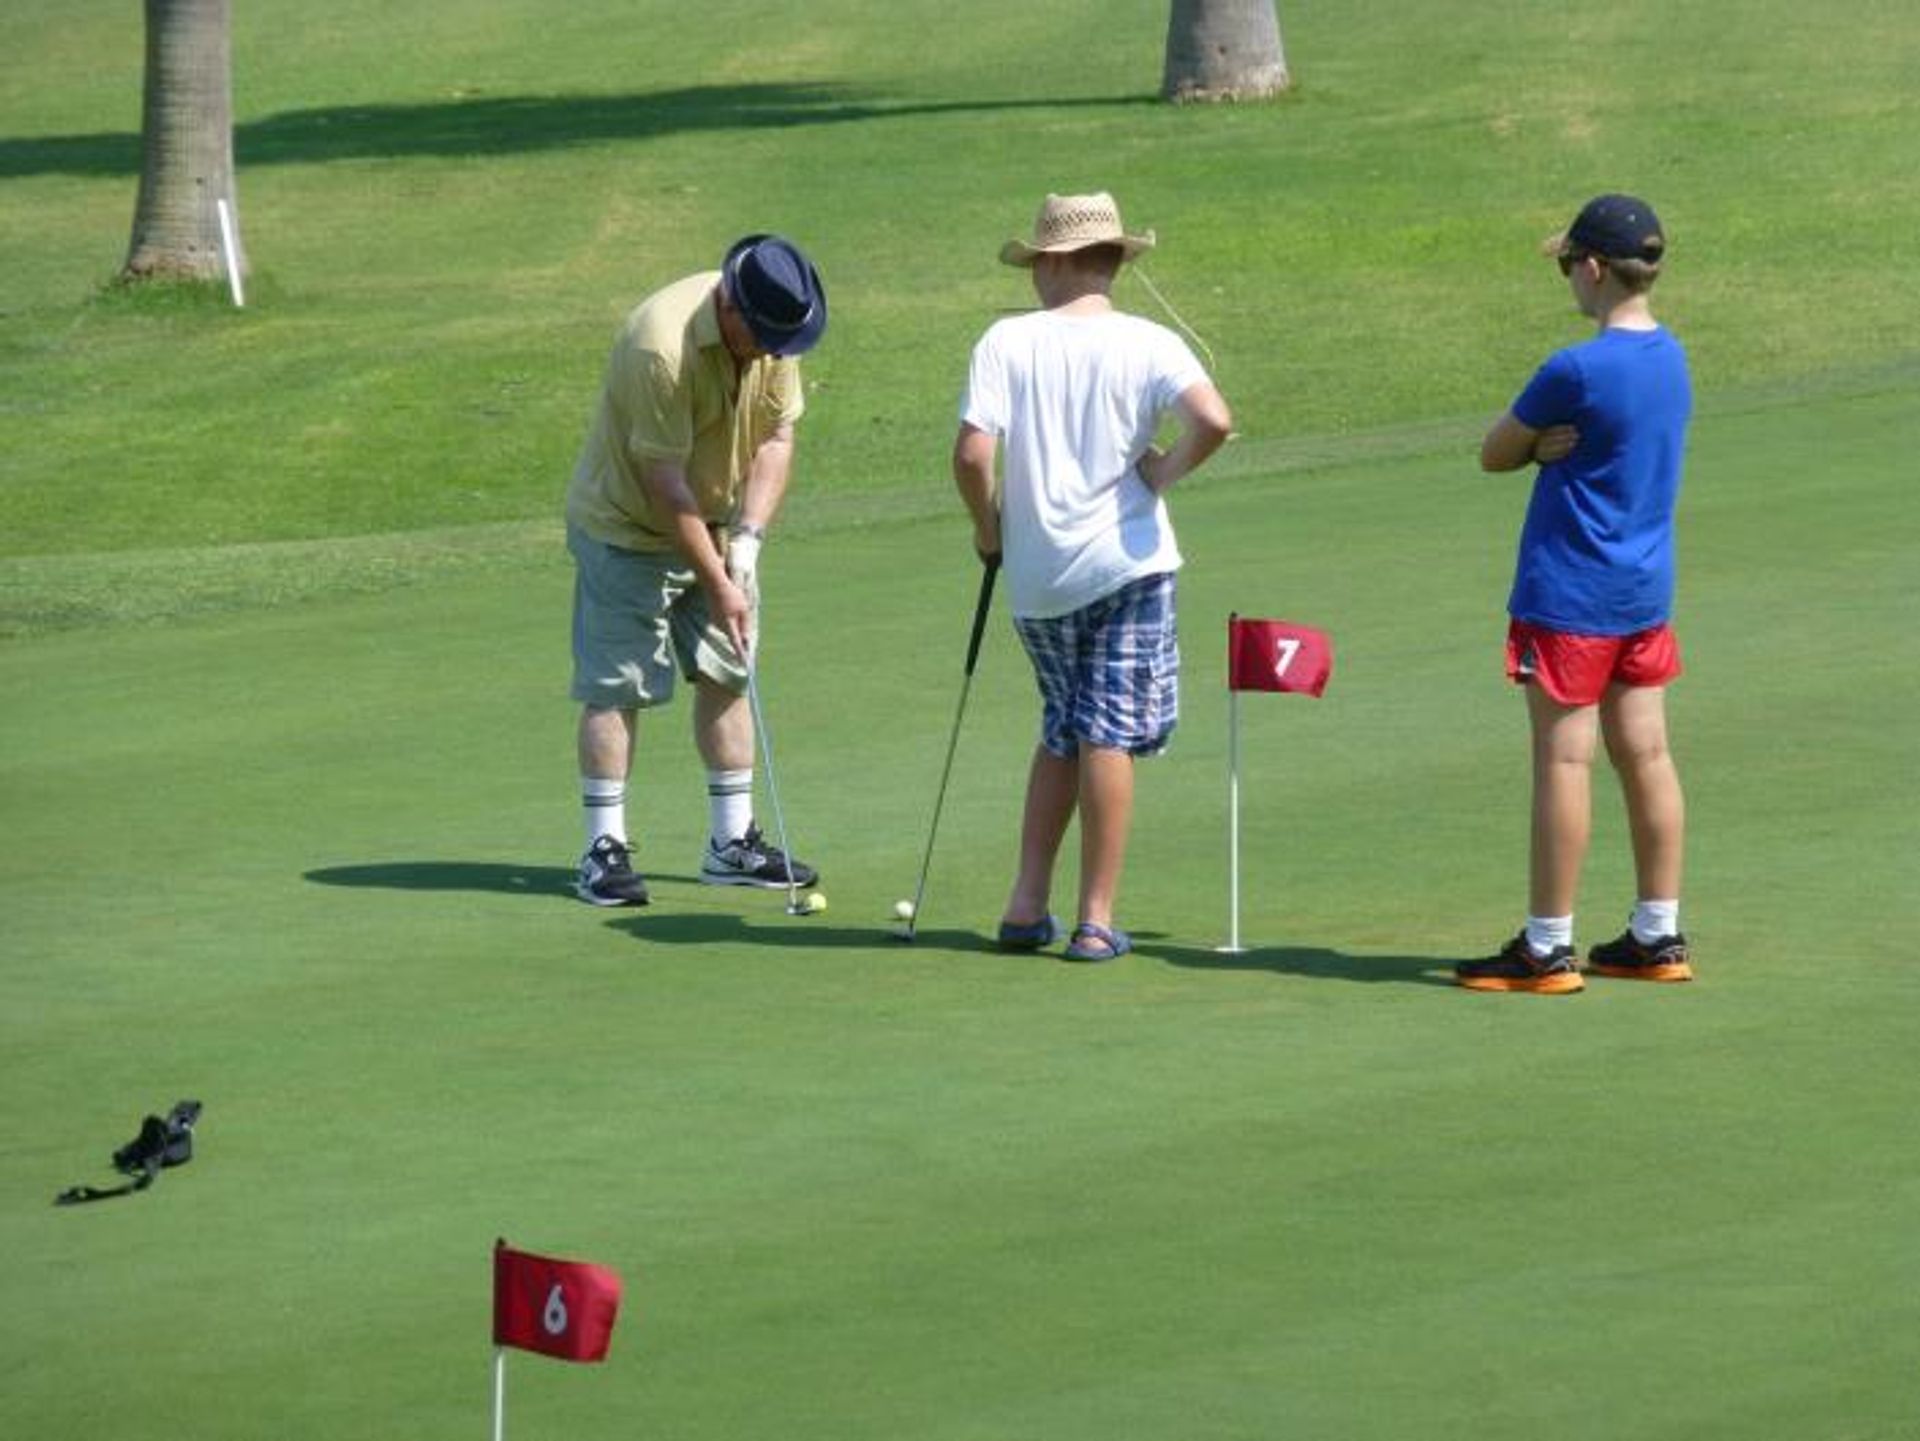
[304,860,700,898]
[1,82,1152,179]
[1141,936,1458,987]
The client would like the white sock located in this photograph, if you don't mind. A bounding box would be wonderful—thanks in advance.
[1525,915,1574,956]
[707,768,753,847]
[1631,900,1680,944]
[582,777,626,849]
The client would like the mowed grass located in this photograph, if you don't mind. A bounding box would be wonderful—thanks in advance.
[4,0,1920,1437]
[2,0,1917,564]
[4,387,1918,1440]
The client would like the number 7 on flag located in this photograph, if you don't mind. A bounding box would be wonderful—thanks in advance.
[1227,614,1333,697]
[1272,635,1301,680]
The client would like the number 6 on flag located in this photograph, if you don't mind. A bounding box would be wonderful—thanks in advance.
[493,1240,622,1363]
[542,1284,569,1337]
[1227,614,1333,697]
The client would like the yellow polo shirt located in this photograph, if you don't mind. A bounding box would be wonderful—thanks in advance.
[566,271,807,553]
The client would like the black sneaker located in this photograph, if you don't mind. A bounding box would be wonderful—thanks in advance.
[700,822,818,889]
[1455,933,1584,994]
[576,835,650,907]
[1587,930,1693,982]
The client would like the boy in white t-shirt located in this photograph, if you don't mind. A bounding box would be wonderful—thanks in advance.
[954,192,1233,961]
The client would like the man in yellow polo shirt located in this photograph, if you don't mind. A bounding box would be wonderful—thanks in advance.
[565,234,827,906]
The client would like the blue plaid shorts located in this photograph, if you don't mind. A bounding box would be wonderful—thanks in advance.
[1014,571,1180,758]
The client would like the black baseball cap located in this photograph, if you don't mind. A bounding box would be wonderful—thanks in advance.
[1548,194,1666,262]
[722,234,828,356]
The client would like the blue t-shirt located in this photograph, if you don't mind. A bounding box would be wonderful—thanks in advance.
[1508,326,1692,634]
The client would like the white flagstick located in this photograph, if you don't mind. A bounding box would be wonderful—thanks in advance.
[216,198,244,308]
[1217,687,1246,953]
[491,1347,506,1441]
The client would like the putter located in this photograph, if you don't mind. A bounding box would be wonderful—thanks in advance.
[898,555,1000,942]
[743,661,808,916]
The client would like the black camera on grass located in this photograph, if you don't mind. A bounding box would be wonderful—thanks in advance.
[57,1099,203,1205]
[112,1099,202,1176]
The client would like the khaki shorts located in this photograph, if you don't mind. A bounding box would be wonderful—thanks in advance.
[568,525,749,709]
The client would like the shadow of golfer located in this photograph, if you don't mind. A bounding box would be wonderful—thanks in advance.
[303,861,703,897]
[1145,940,1456,987]
[608,912,1000,953]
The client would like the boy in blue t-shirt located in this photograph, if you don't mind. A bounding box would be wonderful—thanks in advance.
[1456,194,1695,995]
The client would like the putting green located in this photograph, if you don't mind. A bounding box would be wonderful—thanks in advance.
[3,382,1916,1440]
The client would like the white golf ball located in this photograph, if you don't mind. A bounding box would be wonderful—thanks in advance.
[893,899,915,921]
[805,891,828,914]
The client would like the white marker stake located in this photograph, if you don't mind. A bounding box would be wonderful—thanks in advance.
[216,198,244,308]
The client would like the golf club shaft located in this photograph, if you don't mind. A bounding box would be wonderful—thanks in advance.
[906,557,1000,936]
[744,665,801,910]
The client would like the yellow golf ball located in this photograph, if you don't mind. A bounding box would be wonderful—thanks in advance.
[805,891,827,913]
[893,900,916,922]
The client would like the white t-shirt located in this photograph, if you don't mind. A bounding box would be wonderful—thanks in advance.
[960,309,1209,619]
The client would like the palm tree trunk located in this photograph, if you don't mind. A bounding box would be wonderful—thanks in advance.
[123,0,246,282]
[1163,0,1291,103]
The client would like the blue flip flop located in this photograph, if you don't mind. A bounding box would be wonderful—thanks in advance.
[1063,922,1132,962]
[996,914,1059,951]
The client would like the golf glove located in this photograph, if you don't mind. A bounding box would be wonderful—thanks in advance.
[727,529,762,603]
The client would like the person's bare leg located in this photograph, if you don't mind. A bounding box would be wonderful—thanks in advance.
[1527,685,1599,920]
[575,705,647,901]
[1006,745,1076,926]
[578,706,635,782]
[1075,744,1134,937]
[1600,682,1684,903]
[692,677,754,771]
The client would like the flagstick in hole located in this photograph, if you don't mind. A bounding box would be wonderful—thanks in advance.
[492,1345,507,1441]
[1221,613,1334,953]
[492,1239,623,1440]
[1221,676,1246,954]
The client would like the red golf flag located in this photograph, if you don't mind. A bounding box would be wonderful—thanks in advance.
[492,1240,622,1362]
[1227,615,1333,697]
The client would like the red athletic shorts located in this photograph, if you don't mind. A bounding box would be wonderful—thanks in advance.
[1506,620,1681,706]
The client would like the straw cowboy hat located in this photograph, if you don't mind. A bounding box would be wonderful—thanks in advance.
[999,192,1157,268]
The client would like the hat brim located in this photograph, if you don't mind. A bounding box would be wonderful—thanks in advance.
[745,307,827,357]
[998,231,1156,268]
[1539,226,1665,264]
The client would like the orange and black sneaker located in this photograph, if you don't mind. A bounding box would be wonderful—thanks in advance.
[1455,933,1585,994]
[1587,930,1693,982]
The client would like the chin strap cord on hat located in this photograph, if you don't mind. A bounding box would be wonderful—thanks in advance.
[1130,264,1219,373]
[55,1100,202,1206]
